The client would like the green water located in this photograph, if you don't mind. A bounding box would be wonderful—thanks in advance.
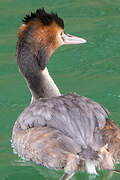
[0,0,120,179]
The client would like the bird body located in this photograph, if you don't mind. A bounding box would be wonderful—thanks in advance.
[13,94,108,149]
[12,8,120,180]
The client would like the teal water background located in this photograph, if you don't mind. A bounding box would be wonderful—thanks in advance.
[0,0,120,179]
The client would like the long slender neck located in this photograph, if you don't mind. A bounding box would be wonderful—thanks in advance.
[29,67,61,103]
[16,29,61,103]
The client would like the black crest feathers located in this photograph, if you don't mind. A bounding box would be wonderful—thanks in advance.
[22,8,64,29]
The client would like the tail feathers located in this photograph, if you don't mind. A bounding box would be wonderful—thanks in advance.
[78,146,100,174]
[78,146,101,161]
[85,159,98,174]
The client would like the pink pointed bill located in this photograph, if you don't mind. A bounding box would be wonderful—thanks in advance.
[62,33,86,45]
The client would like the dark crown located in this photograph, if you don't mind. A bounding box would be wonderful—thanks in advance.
[22,8,64,29]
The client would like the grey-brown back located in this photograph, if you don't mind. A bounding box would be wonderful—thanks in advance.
[16,93,109,151]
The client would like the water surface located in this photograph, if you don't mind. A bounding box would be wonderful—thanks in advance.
[0,0,120,179]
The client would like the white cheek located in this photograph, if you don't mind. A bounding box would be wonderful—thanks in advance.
[59,41,64,46]
[59,35,64,46]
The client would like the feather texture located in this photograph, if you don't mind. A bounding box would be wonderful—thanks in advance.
[15,93,109,150]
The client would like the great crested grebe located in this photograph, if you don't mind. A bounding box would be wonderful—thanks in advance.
[12,8,120,180]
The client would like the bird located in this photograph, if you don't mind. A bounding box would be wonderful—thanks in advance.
[12,8,120,180]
